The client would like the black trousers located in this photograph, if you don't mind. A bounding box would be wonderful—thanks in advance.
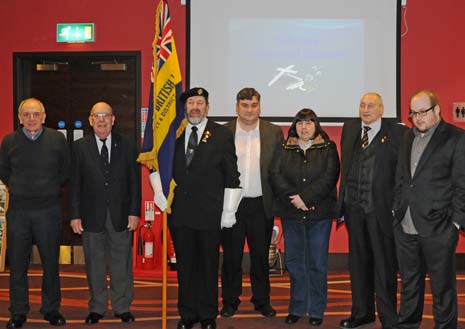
[7,204,62,316]
[220,197,274,308]
[394,224,458,329]
[345,205,398,327]
[170,226,221,322]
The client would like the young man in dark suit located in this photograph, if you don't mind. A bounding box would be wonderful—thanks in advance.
[393,90,465,329]
[69,102,141,325]
[220,87,283,318]
[339,93,405,329]
[170,87,241,329]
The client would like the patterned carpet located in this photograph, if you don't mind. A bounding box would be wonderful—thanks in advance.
[0,265,465,328]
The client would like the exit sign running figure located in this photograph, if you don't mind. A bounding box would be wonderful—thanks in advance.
[57,23,95,43]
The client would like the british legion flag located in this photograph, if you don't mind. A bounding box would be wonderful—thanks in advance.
[138,0,185,210]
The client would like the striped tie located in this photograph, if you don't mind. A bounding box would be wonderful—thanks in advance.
[361,126,371,149]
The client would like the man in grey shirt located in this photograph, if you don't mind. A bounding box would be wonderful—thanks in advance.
[393,89,465,329]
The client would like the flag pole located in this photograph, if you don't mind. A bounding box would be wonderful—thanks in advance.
[162,210,168,329]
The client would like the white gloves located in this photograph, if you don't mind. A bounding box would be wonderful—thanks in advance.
[220,188,242,229]
[149,171,168,211]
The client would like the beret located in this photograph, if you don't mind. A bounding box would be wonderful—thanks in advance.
[180,87,209,103]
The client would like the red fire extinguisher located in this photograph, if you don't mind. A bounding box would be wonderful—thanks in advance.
[141,222,155,270]
[167,228,177,271]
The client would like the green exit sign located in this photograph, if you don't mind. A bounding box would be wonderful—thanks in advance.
[57,23,95,43]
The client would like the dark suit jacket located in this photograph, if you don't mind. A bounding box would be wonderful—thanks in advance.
[69,133,141,232]
[393,120,465,236]
[339,118,406,236]
[170,119,240,230]
[224,119,284,219]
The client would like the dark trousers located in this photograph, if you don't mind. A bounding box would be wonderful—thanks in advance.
[82,213,134,315]
[7,204,62,316]
[394,224,458,329]
[345,205,398,327]
[281,218,332,318]
[220,197,273,308]
[171,226,221,322]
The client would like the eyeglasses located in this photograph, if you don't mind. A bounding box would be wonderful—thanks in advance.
[20,112,43,119]
[409,104,435,118]
[91,113,113,120]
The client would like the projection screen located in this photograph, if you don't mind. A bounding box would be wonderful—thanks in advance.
[187,0,401,122]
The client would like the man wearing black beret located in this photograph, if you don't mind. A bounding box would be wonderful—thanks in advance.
[169,87,241,329]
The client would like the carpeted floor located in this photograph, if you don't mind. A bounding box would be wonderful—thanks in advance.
[1,265,464,328]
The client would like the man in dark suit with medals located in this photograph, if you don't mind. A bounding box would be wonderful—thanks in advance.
[69,102,141,325]
[339,93,405,329]
[393,90,465,329]
[220,87,283,318]
[170,88,241,329]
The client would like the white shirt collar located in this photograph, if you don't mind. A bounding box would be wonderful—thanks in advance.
[187,118,208,133]
[185,118,208,150]
[94,133,112,161]
[361,118,381,131]
[236,119,260,135]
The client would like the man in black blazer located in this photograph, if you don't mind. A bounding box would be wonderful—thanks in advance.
[220,87,283,318]
[393,90,465,329]
[339,93,405,329]
[69,102,141,325]
[170,88,241,329]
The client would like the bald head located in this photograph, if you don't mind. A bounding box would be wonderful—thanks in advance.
[91,102,113,115]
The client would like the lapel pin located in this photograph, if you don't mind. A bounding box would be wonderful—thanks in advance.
[202,130,212,143]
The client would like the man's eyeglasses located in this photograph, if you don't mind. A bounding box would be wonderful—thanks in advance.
[409,104,435,118]
[91,113,113,120]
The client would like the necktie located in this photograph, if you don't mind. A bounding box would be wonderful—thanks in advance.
[100,138,109,165]
[361,126,371,149]
[186,126,198,166]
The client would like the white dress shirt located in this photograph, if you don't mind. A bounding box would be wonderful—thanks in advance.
[235,120,262,198]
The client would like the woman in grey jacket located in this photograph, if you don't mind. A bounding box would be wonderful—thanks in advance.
[270,108,340,326]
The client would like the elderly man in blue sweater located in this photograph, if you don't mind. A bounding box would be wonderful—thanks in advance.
[0,98,70,329]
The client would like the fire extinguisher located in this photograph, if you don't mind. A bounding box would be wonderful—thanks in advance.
[141,222,154,270]
[167,228,177,271]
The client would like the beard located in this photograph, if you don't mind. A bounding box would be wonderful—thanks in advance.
[186,111,205,125]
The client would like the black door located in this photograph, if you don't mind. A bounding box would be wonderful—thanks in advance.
[13,51,141,246]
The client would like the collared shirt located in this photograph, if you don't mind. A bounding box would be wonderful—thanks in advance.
[22,127,44,141]
[360,118,381,146]
[235,119,262,198]
[299,139,314,152]
[95,133,112,162]
[401,120,440,234]
[184,118,208,152]
[410,122,439,176]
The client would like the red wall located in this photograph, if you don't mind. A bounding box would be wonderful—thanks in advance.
[0,0,186,219]
[1,0,465,252]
